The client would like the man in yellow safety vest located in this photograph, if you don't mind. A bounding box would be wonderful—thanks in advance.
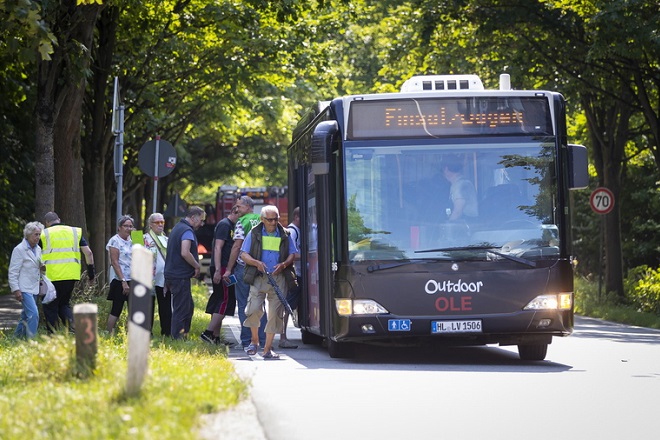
[41,211,95,332]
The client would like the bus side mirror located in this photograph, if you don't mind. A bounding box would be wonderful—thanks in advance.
[567,144,588,190]
[311,121,338,175]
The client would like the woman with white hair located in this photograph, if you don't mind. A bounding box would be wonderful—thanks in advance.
[143,212,171,336]
[8,221,45,338]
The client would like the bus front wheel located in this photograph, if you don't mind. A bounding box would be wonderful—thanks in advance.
[517,343,548,361]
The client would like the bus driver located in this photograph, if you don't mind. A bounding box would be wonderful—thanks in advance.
[442,158,478,221]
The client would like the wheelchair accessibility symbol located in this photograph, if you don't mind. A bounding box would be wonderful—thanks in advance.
[388,319,411,331]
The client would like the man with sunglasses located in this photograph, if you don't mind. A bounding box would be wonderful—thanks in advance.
[223,196,267,349]
[240,205,297,360]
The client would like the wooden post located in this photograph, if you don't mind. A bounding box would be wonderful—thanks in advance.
[125,245,154,396]
[73,303,98,378]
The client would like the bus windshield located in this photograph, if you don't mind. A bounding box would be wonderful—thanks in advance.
[345,141,559,262]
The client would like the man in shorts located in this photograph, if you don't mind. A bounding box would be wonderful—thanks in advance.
[201,206,240,346]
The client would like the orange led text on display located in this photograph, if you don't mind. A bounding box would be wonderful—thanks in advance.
[384,107,523,129]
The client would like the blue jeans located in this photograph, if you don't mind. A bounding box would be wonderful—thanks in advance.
[15,292,39,338]
[234,264,266,347]
[166,278,194,339]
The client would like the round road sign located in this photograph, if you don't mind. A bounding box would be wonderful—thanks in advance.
[589,187,614,214]
[138,139,177,178]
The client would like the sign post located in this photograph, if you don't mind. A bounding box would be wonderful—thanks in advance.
[112,77,125,221]
[138,138,177,213]
[590,187,615,299]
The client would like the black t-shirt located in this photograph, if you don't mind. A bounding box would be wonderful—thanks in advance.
[210,217,235,269]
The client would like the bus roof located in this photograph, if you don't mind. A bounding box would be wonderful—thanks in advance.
[400,75,485,92]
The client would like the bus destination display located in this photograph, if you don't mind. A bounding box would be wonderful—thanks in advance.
[347,97,552,139]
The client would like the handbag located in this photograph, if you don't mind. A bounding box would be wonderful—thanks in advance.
[40,275,57,304]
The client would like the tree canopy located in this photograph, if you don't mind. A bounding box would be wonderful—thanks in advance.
[0,0,658,296]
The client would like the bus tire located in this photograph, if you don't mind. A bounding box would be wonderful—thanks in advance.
[517,343,548,361]
[301,329,323,345]
[327,339,355,359]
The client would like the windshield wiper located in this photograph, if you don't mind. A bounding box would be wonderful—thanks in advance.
[366,259,441,273]
[415,246,536,268]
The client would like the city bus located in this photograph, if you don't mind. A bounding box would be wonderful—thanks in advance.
[287,74,588,360]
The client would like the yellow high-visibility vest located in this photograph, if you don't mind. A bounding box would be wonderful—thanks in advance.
[41,225,82,281]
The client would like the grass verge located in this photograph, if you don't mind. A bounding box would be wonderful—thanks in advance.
[574,277,660,329]
[0,280,248,440]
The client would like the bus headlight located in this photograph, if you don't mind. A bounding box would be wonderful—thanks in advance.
[524,293,572,310]
[335,299,389,316]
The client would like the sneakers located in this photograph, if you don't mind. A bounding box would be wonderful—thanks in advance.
[202,331,235,347]
[278,339,298,349]
[215,336,235,347]
[200,332,215,344]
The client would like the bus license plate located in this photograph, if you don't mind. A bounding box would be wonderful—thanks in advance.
[432,320,482,334]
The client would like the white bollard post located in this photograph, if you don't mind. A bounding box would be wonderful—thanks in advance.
[125,244,154,396]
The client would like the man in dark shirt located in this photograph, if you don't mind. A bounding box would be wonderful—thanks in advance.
[164,206,206,339]
[201,206,239,345]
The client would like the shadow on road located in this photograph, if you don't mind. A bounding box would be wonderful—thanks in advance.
[227,314,660,373]
[255,341,573,373]
[572,315,660,345]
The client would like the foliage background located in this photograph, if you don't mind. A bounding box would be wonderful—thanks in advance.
[0,0,659,304]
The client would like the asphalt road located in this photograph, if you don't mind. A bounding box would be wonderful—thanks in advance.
[0,293,21,331]
[213,314,660,440]
[3,295,657,440]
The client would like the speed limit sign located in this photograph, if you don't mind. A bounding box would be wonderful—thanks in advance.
[590,187,614,214]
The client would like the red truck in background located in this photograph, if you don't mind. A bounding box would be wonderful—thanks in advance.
[196,184,289,279]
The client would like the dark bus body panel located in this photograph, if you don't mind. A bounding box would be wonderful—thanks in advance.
[288,76,587,360]
[336,315,562,346]
[329,260,573,346]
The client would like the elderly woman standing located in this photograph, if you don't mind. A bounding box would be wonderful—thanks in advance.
[8,221,45,338]
[106,215,134,334]
[143,212,171,336]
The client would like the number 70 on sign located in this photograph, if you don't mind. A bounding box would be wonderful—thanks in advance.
[590,187,615,215]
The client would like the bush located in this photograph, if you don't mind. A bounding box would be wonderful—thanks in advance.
[624,265,660,315]
[574,277,660,329]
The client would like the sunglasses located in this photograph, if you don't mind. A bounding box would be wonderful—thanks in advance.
[263,217,279,223]
[152,221,165,225]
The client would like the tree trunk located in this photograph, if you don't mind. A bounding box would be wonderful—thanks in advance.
[603,170,624,299]
[54,82,87,229]
[35,1,102,232]
[583,83,633,299]
[84,6,120,277]
[34,89,55,221]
